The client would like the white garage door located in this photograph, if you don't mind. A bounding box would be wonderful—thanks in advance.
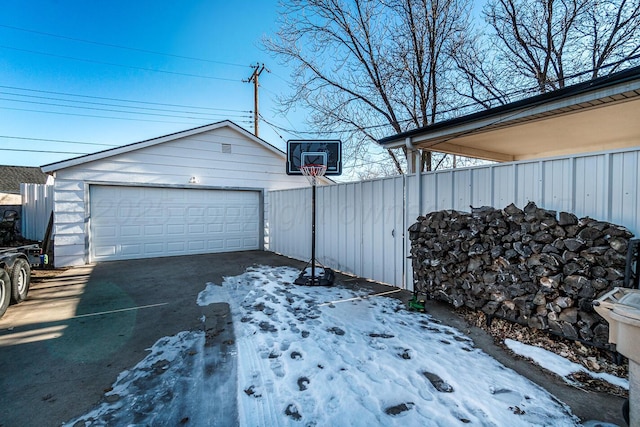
[90,185,260,261]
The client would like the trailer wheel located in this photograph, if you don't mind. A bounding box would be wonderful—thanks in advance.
[10,258,30,304]
[0,269,10,318]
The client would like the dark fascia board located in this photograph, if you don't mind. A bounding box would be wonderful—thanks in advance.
[378,65,640,147]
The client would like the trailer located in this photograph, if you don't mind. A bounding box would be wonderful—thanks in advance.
[0,244,40,318]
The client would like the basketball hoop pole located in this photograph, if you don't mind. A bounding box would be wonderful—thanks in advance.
[311,180,317,284]
[295,163,334,286]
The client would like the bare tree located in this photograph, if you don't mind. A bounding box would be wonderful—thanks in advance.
[265,0,472,174]
[484,0,640,93]
[580,0,640,77]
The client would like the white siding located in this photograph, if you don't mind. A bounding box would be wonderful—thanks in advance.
[51,125,309,267]
[270,147,640,290]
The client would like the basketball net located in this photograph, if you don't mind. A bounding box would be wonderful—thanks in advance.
[300,164,327,186]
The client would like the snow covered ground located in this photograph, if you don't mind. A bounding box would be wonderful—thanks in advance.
[66,265,623,426]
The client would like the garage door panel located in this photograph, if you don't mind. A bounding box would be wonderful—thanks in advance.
[144,225,164,236]
[121,244,142,256]
[90,186,260,261]
[188,224,205,234]
[144,242,164,254]
[94,225,117,238]
[167,224,185,235]
[121,225,141,237]
[208,223,224,233]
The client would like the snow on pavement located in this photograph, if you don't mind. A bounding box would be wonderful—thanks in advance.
[205,266,579,426]
[505,339,629,391]
[66,265,585,426]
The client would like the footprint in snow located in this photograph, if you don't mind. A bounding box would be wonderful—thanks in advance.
[285,403,302,420]
[369,333,395,339]
[327,326,345,336]
[385,402,415,416]
[422,371,454,393]
[258,321,277,333]
[398,348,412,359]
[297,376,310,391]
[243,385,262,398]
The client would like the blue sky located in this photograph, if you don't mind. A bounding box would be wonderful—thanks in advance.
[0,1,305,167]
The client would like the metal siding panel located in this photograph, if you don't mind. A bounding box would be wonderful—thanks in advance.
[453,169,471,211]
[492,165,515,207]
[542,159,572,212]
[371,180,385,282]
[516,162,541,207]
[421,173,437,213]
[574,155,606,219]
[353,182,366,277]
[610,151,639,234]
[383,178,396,284]
[360,180,375,280]
[343,183,357,275]
[394,176,405,286]
[435,171,454,210]
[20,183,54,241]
[471,168,492,207]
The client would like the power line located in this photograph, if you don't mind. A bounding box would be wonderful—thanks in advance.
[0,23,250,68]
[0,105,255,126]
[0,84,249,113]
[0,45,241,82]
[0,91,248,117]
[0,135,116,147]
[0,96,253,120]
[0,147,88,155]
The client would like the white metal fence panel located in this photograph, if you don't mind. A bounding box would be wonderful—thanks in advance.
[270,176,404,286]
[268,187,310,261]
[21,183,53,241]
[270,147,640,291]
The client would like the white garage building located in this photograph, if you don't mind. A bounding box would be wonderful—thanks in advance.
[42,121,310,267]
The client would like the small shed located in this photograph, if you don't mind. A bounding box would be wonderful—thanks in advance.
[41,121,310,267]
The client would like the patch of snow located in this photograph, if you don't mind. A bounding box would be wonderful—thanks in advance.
[204,266,579,426]
[505,339,629,390]
[66,266,588,426]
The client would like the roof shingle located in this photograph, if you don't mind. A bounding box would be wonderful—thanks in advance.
[0,165,49,194]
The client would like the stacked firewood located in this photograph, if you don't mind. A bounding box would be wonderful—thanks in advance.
[409,202,633,348]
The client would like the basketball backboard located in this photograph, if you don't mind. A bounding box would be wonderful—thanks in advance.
[286,140,342,176]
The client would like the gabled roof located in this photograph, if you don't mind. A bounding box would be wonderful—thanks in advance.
[41,120,285,173]
[378,66,640,162]
[0,165,50,194]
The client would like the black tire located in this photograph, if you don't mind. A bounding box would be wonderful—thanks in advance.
[10,258,30,304]
[0,269,10,318]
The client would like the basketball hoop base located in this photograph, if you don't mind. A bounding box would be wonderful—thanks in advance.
[294,266,335,286]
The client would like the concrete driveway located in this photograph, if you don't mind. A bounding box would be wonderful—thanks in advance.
[0,251,627,426]
[0,250,300,427]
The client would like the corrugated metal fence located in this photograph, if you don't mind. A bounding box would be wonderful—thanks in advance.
[20,183,54,241]
[269,147,640,290]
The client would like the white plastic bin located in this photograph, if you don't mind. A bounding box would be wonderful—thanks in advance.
[594,287,640,427]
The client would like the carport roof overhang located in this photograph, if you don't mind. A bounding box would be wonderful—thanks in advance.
[378,66,640,162]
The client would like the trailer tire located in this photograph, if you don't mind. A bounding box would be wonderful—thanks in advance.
[10,258,30,304]
[0,269,10,318]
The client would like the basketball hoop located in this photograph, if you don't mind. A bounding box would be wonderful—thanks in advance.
[300,163,327,186]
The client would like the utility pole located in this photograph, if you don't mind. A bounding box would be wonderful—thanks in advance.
[243,63,268,137]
